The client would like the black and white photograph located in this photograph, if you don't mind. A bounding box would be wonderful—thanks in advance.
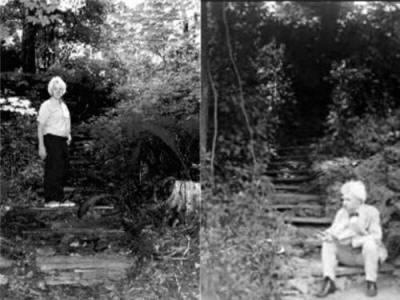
[201,1,400,300]
[2,0,400,299]
[1,0,200,298]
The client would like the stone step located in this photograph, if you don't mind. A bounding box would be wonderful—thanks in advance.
[277,145,313,151]
[271,193,322,203]
[266,204,323,211]
[265,170,311,177]
[285,216,332,225]
[69,159,91,166]
[272,176,315,184]
[310,260,396,277]
[268,161,310,168]
[37,187,76,195]
[273,184,304,192]
[273,156,312,163]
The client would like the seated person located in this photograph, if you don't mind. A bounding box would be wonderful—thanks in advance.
[315,180,387,298]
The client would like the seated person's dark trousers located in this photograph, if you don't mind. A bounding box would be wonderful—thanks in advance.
[44,134,69,203]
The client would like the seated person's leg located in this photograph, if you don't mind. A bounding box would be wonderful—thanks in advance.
[361,237,380,282]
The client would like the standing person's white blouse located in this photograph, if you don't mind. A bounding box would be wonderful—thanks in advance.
[37,100,71,138]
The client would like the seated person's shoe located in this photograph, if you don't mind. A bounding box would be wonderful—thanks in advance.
[366,281,377,297]
[315,277,336,298]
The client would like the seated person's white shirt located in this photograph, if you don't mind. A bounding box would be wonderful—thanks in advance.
[325,204,388,261]
[37,100,70,138]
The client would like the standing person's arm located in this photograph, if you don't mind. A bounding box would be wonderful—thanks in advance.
[64,103,72,145]
[37,102,49,159]
[38,122,47,159]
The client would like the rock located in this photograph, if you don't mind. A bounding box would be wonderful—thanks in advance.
[393,269,400,277]
[387,166,400,192]
[36,246,56,256]
[335,277,351,291]
[354,153,388,185]
[37,280,46,290]
[0,255,13,268]
[288,278,310,294]
[0,273,8,285]
[367,183,395,206]
[384,145,400,165]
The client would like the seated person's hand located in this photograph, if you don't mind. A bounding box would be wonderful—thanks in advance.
[315,230,333,242]
[348,217,366,235]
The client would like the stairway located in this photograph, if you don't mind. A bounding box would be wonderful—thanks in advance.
[0,126,135,287]
[269,137,400,299]
[267,140,331,226]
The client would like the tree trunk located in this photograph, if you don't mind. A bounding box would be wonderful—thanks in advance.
[200,1,209,156]
[21,17,37,73]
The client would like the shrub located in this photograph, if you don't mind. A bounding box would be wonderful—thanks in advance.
[319,60,400,157]
[0,97,38,180]
[318,109,400,158]
[1,56,129,123]
[0,96,41,205]
[201,164,288,299]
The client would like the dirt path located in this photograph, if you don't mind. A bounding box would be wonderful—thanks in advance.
[322,279,400,300]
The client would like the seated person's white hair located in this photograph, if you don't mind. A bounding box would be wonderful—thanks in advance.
[340,180,367,203]
[48,76,67,96]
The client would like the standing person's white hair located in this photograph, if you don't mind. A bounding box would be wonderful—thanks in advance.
[48,76,67,97]
[340,180,367,203]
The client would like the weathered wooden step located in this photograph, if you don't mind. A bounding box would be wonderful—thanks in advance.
[271,193,322,203]
[44,269,126,286]
[37,255,134,271]
[29,205,114,212]
[23,228,125,238]
[37,255,134,286]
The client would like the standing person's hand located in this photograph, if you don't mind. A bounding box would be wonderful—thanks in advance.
[67,134,72,146]
[39,146,47,160]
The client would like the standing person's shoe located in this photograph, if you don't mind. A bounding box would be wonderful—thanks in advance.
[60,200,75,207]
[315,276,336,297]
[366,281,378,297]
[44,201,61,208]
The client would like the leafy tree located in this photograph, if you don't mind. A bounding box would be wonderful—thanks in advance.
[1,0,107,73]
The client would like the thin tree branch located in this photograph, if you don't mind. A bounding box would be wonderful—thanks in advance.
[208,64,218,185]
[222,2,258,172]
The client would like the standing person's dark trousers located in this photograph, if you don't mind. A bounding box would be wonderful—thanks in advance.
[43,134,69,203]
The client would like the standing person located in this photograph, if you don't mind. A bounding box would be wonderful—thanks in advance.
[315,180,387,297]
[37,76,74,207]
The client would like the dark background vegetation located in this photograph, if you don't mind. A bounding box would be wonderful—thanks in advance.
[201,2,400,299]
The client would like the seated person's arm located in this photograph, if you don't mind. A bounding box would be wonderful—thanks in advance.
[352,209,382,248]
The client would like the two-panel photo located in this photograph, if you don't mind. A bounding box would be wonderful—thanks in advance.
[0,1,399,299]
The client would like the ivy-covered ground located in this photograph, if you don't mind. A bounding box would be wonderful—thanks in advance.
[0,204,199,300]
